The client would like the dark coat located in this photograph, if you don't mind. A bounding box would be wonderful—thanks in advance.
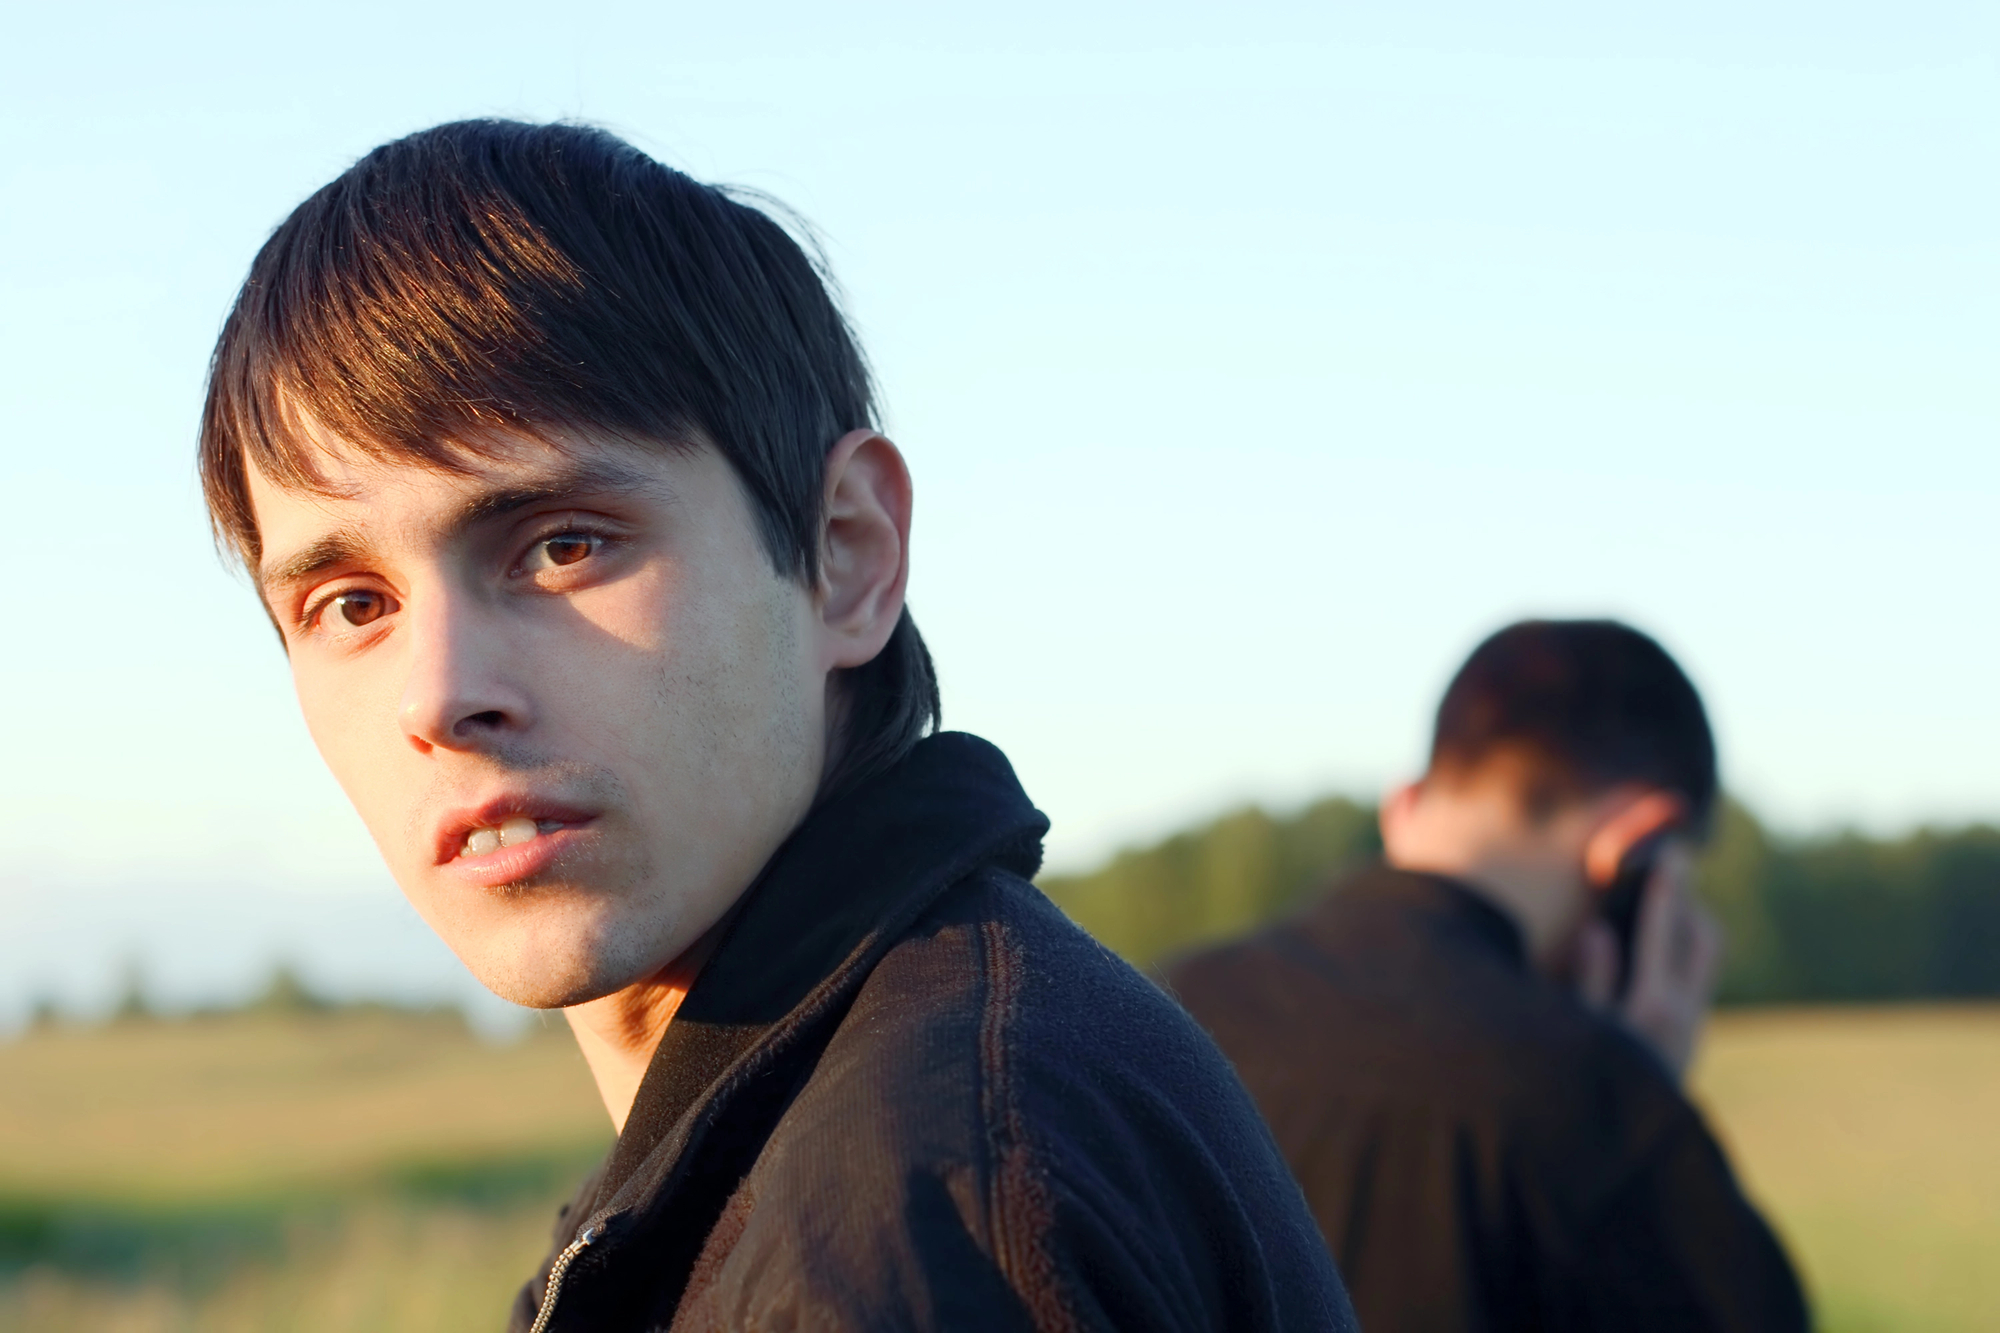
[1166,865,1810,1333]
[511,733,1357,1333]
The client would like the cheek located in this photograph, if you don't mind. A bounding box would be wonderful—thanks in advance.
[289,658,411,830]
[562,563,821,775]
[583,558,811,685]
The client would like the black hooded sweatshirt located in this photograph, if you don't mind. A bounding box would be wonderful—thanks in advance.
[509,733,1357,1333]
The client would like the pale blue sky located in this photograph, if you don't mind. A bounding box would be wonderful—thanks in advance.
[3,1,1994,1023]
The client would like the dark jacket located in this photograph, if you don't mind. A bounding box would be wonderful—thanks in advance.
[1165,864,1809,1333]
[511,733,1357,1333]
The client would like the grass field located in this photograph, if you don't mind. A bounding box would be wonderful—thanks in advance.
[1690,1006,2000,1333]
[1,1004,1994,1331]
[0,1010,610,1332]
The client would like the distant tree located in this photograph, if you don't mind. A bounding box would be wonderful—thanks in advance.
[1687,811,2000,1002]
[1762,833,1930,1000]
[1041,797,1380,968]
[249,963,333,1015]
[112,959,154,1022]
[1924,828,2000,996]
[1042,791,2000,1004]
[1698,802,1794,1003]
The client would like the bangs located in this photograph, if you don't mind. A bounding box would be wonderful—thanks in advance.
[201,142,685,565]
[199,120,849,573]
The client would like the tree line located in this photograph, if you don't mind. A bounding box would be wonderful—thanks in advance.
[1040,797,2000,1003]
[23,963,467,1031]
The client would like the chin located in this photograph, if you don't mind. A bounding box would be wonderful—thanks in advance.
[457,907,678,1011]
[475,966,604,1011]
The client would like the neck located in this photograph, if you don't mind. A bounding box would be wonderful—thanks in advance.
[564,932,721,1133]
[567,727,848,1134]
[1381,780,1595,970]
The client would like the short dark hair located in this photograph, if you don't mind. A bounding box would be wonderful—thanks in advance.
[1429,619,1718,833]
[200,118,938,789]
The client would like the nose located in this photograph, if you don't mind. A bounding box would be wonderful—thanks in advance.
[397,587,534,755]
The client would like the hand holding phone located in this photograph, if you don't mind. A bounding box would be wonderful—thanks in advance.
[1597,834,1666,1000]
[1577,840,1723,1079]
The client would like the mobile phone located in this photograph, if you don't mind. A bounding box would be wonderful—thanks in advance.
[1598,835,1668,999]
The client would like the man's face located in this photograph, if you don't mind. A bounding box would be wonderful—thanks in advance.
[248,432,828,1009]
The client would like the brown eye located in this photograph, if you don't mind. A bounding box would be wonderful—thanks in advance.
[524,528,600,572]
[331,591,393,627]
[536,534,599,568]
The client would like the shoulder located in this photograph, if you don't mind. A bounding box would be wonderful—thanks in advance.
[835,864,1263,1099]
[896,866,1310,1172]
[1167,883,1693,1202]
[705,865,1353,1331]
[844,863,1326,1235]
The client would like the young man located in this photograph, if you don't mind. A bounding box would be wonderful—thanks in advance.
[1167,621,1809,1333]
[199,120,1354,1332]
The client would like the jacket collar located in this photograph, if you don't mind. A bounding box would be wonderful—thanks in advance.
[1329,862,1530,968]
[589,730,1048,1220]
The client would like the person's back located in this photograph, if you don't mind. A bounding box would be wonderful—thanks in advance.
[1167,620,1809,1333]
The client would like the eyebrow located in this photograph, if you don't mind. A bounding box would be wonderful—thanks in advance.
[443,457,666,533]
[256,456,672,601]
[259,531,373,599]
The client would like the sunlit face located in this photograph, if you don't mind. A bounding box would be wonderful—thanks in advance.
[247,432,828,1009]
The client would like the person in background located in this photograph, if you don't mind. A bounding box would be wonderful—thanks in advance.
[196,120,1355,1332]
[1167,619,1809,1333]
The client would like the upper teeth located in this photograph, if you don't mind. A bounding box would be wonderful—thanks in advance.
[461,817,552,857]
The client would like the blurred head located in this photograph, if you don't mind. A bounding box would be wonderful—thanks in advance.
[200,120,937,1008]
[1380,619,1717,960]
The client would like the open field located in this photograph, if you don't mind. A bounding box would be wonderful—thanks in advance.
[1690,1005,2000,1332]
[1,1004,1995,1331]
[0,1011,610,1332]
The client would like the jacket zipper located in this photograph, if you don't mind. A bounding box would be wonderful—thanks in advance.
[528,1219,604,1333]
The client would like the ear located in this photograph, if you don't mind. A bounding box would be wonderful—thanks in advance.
[1581,789,1689,889]
[1378,780,1424,857]
[815,430,912,672]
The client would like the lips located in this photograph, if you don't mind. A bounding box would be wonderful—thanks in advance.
[433,795,599,883]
